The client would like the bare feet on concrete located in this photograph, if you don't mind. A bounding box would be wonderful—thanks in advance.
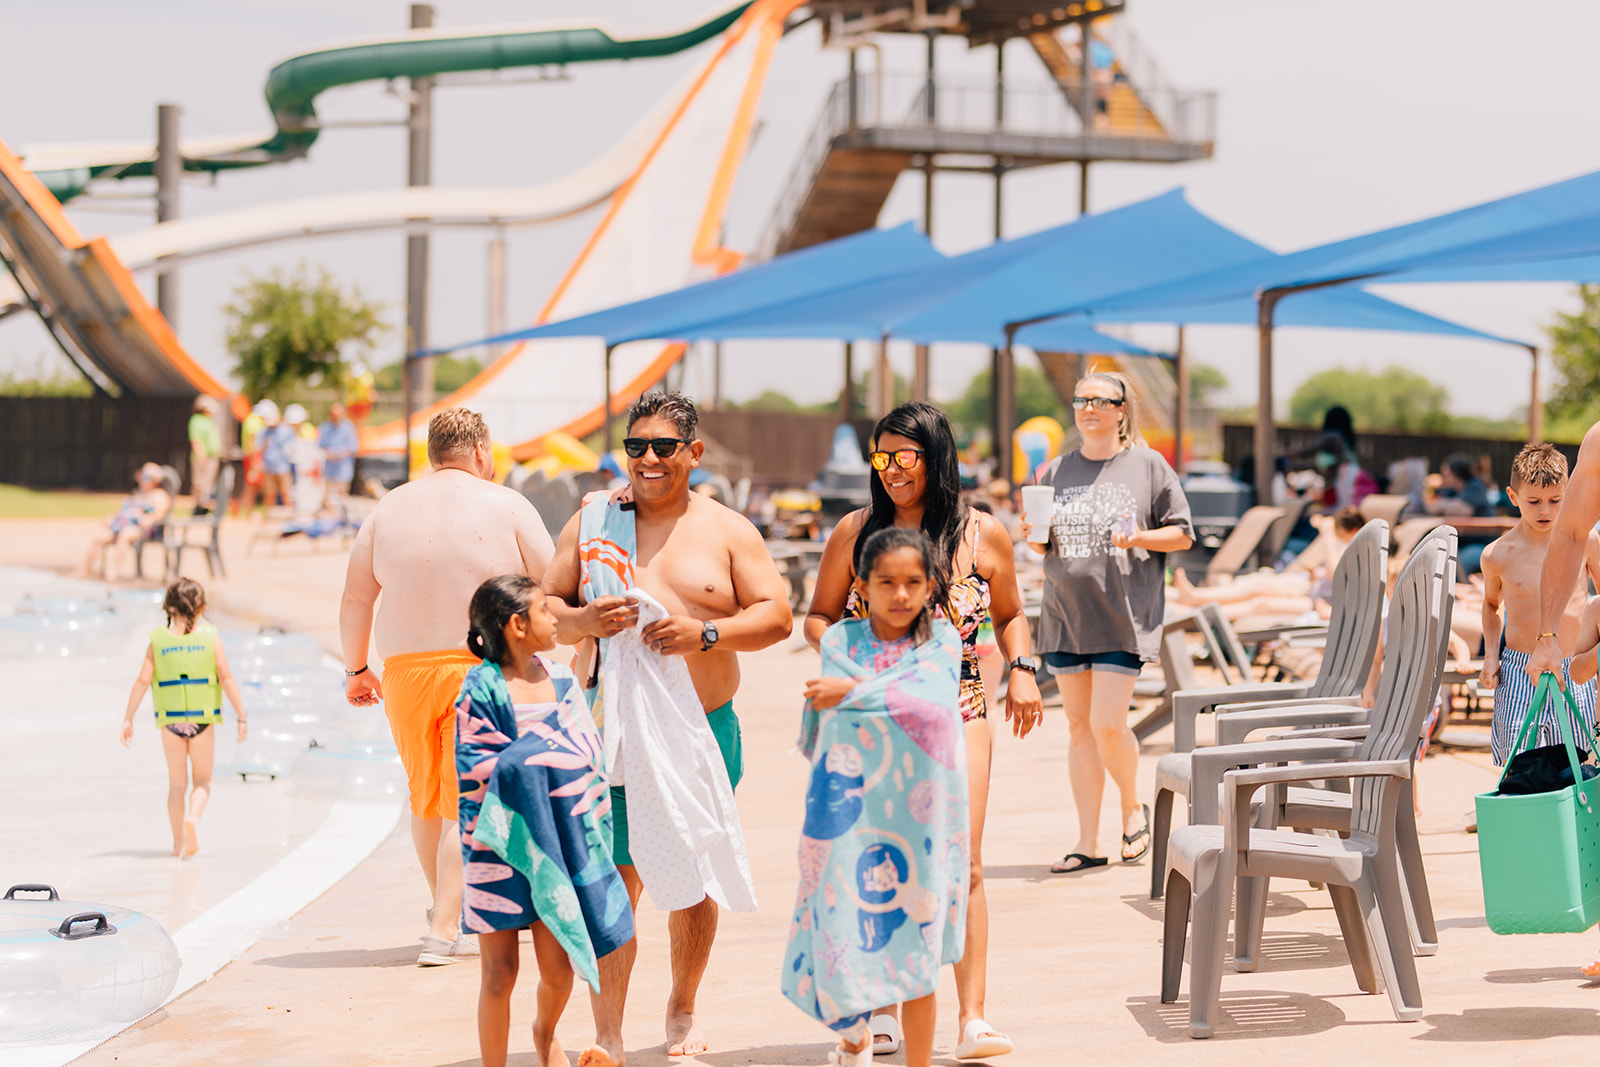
[530,1026,565,1067]
[666,1012,707,1057]
[578,1043,625,1067]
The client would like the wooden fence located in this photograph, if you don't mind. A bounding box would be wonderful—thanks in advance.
[0,396,196,491]
[698,410,868,488]
[1222,424,1579,486]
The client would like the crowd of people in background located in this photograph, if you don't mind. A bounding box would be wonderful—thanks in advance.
[216,397,362,519]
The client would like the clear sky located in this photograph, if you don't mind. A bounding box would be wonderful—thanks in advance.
[2,0,1595,420]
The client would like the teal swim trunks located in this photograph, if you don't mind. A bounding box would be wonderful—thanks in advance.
[608,701,742,869]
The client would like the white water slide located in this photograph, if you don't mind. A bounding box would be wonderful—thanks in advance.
[367,1,799,452]
[1,0,801,451]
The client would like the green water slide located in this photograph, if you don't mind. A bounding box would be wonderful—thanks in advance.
[34,4,750,202]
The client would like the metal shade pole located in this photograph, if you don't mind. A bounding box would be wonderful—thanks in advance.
[155,103,181,330]
[603,344,616,455]
[1528,345,1543,442]
[1254,291,1282,507]
[1173,324,1188,474]
[999,325,1019,484]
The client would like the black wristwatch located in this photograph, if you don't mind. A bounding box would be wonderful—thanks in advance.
[1008,656,1039,674]
[700,621,720,652]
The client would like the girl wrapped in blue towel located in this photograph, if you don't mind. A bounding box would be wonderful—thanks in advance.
[785,528,970,1067]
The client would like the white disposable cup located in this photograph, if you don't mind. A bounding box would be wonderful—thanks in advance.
[1021,486,1055,544]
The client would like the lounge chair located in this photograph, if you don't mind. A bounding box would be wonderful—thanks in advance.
[1202,506,1285,586]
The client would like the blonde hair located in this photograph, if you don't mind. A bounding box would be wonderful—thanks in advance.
[1077,370,1145,448]
[1510,442,1567,489]
[426,408,489,467]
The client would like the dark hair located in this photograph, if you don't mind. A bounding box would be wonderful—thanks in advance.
[1333,507,1364,535]
[1443,453,1476,484]
[467,574,539,665]
[626,390,699,439]
[1322,405,1356,452]
[856,526,941,644]
[163,578,206,633]
[855,402,966,593]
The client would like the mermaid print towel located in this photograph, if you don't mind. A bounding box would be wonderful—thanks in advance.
[782,617,970,1033]
[456,657,634,993]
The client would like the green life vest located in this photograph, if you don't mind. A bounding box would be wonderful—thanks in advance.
[149,627,222,725]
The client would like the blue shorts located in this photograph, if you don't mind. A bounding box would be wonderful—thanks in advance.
[1491,647,1598,765]
[1043,650,1144,677]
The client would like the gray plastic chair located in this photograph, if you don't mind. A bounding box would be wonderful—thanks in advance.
[1160,536,1445,1038]
[170,465,236,580]
[1168,519,1389,753]
[1203,505,1285,585]
[1220,527,1457,962]
[1132,605,1258,742]
[1149,520,1389,898]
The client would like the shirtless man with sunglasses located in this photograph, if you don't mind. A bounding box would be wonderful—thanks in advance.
[544,390,792,1058]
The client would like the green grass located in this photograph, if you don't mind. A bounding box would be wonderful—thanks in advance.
[0,484,124,518]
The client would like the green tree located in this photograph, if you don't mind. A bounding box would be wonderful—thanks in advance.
[224,266,385,400]
[373,353,483,393]
[945,365,1068,433]
[1545,283,1600,422]
[1287,365,1452,432]
[1188,362,1228,405]
[731,389,804,413]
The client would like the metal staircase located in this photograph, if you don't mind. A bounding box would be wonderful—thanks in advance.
[759,13,1215,258]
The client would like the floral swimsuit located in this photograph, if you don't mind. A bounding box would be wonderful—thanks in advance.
[846,518,992,722]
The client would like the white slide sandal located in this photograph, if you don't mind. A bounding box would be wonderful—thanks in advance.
[868,1014,902,1056]
[955,1019,1013,1060]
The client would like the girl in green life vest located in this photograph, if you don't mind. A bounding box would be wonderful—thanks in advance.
[120,578,248,858]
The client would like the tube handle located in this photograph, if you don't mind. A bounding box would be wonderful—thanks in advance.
[50,912,117,940]
[3,883,59,900]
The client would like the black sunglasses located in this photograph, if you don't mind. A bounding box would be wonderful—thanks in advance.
[622,436,694,459]
[1072,396,1125,411]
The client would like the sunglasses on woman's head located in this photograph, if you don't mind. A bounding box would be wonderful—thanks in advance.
[622,437,693,459]
[870,449,925,471]
[1072,396,1125,411]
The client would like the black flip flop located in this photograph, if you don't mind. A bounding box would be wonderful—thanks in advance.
[1050,852,1109,874]
[1121,803,1152,864]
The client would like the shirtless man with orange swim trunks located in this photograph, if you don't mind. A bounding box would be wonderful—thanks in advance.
[339,408,555,965]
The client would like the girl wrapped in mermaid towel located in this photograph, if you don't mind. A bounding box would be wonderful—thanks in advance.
[784,527,970,1067]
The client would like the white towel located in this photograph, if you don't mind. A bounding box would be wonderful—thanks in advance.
[597,588,758,913]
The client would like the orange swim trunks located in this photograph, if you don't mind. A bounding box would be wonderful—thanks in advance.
[381,650,478,820]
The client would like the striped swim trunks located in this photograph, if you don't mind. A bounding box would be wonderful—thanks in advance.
[1491,647,1599,766]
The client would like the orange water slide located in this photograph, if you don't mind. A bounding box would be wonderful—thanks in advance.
[362,0,805,459]
[0,139,233,404]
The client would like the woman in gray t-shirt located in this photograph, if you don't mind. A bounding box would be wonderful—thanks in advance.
[1024,371,1193,874]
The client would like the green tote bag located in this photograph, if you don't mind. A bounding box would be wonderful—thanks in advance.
[1476,672,1600,934]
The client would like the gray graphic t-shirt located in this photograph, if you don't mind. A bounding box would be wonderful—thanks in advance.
[1035,446,1193,661]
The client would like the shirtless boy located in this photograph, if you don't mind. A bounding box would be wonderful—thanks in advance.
[544,391,792,1057]
[339,409,555,964]
[1479,443,1600,766]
